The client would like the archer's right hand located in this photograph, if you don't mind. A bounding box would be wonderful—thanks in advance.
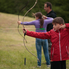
[23,29,27,35]
[43,15,47,19]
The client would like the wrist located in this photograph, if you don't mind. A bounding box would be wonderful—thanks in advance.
[21,22,22,24]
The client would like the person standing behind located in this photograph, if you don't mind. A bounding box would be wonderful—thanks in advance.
[44,2,56,31]
[44,2,56,59]
[17,12,53,67]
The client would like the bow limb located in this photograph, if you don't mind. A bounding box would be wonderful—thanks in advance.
[18,1,29,21]
[18,1,29,42]
[22,0,37,28]
[22,0,40,62]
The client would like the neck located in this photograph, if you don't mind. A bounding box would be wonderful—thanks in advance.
[47,9,52,13]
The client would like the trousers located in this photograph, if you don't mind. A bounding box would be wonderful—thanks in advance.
[36,38,50,66]
[51,61,66,69]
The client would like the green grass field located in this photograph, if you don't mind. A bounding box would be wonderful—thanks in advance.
[0,12,69,69]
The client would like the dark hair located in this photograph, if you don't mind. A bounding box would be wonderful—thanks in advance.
[45,2,52,9]
[52,17,65,25]
[35,12,44,28]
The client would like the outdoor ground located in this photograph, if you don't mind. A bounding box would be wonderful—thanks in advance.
[0,12,69,69]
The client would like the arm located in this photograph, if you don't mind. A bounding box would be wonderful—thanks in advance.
[65,23,69,31]
[21,21,35,25]
[60,23,69,32]
[45,17,53,25]
[43,15,47,19]
[17,20,35,25]
[25,30,51,39]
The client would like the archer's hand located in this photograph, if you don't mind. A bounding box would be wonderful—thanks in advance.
[60,24,66,29]
[23,29,27,34]
[17,21,21,25]
[43,15,47,19]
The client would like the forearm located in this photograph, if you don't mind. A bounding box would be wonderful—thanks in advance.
[46,17,53,19]
[26,30,50,39]
[21,21,35,25]
[45,17,53,25]
[65,23,69,28]
[21,22,30,25]
[21,22,29,25]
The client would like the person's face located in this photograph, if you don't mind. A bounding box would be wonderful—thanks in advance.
[44,4,49,12]
[53,23,62,30]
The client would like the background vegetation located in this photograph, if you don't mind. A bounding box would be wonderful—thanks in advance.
[0,0,69,22]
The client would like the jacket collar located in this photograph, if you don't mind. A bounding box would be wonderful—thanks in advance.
[53,28,63,32]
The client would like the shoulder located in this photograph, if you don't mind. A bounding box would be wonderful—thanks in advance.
[51,10,56,14]
[47,29,54,33]
[49,10,56,18]
[50,29,54,31]
[48,29,56,33]
[32,20,39,23]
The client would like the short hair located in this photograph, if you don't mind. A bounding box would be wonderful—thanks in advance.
[45,2,52,9]
[52,17,65,25]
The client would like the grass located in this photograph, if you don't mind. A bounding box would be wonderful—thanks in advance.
[0,12,69,69]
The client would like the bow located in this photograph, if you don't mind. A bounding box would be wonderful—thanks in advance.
[18,0,29,41]
[18,0,39,61]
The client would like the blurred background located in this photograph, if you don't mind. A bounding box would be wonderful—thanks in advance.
[0,0,69,22]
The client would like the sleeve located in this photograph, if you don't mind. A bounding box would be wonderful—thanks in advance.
[65,23,69,32]
[44,17,53,25]
[26,30,51,39]
[21,20,35,25]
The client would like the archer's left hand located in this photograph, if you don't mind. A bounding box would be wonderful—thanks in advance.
[17,21,21,25]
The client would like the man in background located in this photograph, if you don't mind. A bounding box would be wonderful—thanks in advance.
[43,2,56,61]
[44,2,56,31]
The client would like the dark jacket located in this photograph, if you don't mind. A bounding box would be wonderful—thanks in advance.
[46,10,56,31]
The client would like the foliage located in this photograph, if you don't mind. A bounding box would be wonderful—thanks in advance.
[0,0,69,22]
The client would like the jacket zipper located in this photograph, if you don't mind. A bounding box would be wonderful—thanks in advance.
[59,31,62,61]
[66,46,69,57]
